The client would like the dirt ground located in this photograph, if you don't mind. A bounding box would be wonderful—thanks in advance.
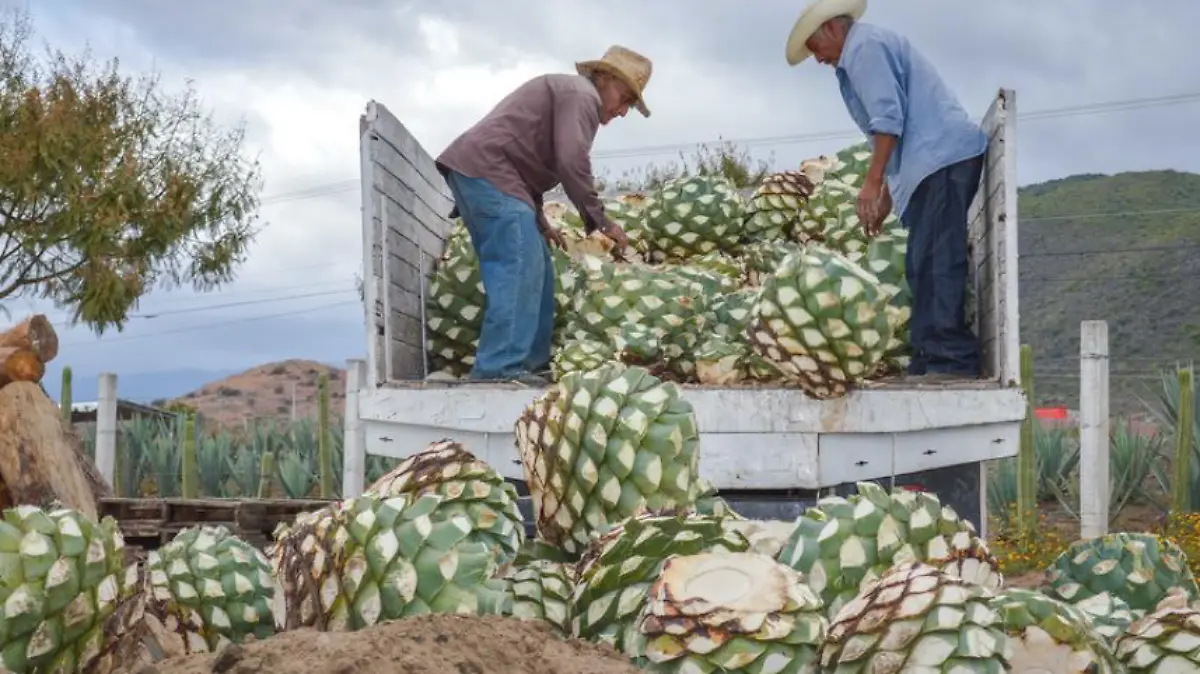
[141,614,642,674]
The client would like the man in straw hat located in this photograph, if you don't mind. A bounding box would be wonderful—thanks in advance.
[787,0,987,380]
[436,46,652,385]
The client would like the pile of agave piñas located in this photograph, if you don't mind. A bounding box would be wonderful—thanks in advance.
[8,370,1200,673]
[425,141,914,400]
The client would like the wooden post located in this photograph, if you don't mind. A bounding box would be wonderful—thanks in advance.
[1079,321,1110,539]
[95,373,118,487]
[342,359,368,498]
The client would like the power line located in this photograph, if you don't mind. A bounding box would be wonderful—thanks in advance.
[591,91,1200,159]
[1021,274,1192,283]
[1023,206,1200,223]
[63,300,358,347]
[243,90,1200,204]
[1022,241,1200,256]
[44,287,357,326]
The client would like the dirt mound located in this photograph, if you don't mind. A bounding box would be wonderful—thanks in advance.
[145,614,643,674]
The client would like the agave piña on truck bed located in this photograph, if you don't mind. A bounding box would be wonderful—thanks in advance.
[746,246,895,399]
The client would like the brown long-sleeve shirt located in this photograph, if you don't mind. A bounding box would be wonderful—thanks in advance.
[435,73,609,234]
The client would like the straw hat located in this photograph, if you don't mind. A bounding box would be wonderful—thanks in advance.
[785,0,867,66]
[576,45,653,117]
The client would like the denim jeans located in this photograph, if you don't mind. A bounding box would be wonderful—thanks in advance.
[443,171,555,379]
[901,154,984,377]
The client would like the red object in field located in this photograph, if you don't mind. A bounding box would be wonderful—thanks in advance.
[1034,407,1069,420]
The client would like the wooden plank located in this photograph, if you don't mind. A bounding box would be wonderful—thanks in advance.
[386,304,423,349]
[364,101,452,207]
[368,134,454,222]
[372,199,443,278]
[387,339,426,380]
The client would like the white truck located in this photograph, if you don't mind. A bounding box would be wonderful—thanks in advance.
[341,88,1026,537]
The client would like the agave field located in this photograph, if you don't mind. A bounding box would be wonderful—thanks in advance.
[6,360,1200,673]
[76,415,402,499]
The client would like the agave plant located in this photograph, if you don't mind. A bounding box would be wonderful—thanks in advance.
[1143,363,1200,510]
[196,429,234,497]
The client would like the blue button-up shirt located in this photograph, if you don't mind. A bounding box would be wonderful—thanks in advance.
[835,22,986,220]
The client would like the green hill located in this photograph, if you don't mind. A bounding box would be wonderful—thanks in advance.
[1017,170,1200,412]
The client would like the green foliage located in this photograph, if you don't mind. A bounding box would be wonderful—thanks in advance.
[0,9,262,332]
[58,366,71,425]
[180,412,198,498]
[988,418,1165,528]
[80,415,400,499]
[317,372,333,498]
[1016,344,1036,537]
[1144,363,1200,510]
[1172,367,1195,513]
[596,139,774,192]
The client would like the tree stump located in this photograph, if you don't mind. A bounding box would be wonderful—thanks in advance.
[0,382,104,519]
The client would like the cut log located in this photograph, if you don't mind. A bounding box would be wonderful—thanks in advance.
[0,314,59,363]
[0,381,103,519]
[0,346,45,386]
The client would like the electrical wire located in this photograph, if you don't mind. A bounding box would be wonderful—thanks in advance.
[250,90,1200,203]
[61,300,360,347]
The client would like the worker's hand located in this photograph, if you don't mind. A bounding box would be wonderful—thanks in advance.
[857,177,891,237]
[601,221,630,255]
[537,216,568,250]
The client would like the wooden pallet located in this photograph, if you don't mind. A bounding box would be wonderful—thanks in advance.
[99,497,334,552]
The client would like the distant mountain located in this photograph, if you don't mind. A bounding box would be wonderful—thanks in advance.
[42,366,241,404]
[1018,169,1200,411]
[171,359,347,427]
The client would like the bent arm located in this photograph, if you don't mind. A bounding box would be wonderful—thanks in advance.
[844,39,906,183]
[553,93,608,234]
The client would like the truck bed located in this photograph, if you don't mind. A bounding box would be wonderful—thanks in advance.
[350,88,1025,516]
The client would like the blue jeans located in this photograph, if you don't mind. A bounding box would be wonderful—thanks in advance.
[443,171,555,379]
[901,154,984,377]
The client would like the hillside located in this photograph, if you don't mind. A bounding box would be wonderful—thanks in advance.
[162,359,347,427]
[1018,170,1200,411]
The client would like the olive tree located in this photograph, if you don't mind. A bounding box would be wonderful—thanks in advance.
[0,10,263,332]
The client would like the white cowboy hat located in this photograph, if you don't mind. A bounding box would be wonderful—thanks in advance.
[785,0,868,66]
[576,45,653,117]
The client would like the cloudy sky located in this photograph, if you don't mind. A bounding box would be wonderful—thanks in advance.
[9,0,1200,400]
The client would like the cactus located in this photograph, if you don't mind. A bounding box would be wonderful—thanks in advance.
[257,451,275,498]
[181,412,199,499]
[317,372,334,498]
[1172,367,1195,514]
[1016,344,1037,537]
[59,366,73,425]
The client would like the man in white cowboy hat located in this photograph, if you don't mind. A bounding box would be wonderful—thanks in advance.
[436,45,652,385]
[787,0,987,381]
